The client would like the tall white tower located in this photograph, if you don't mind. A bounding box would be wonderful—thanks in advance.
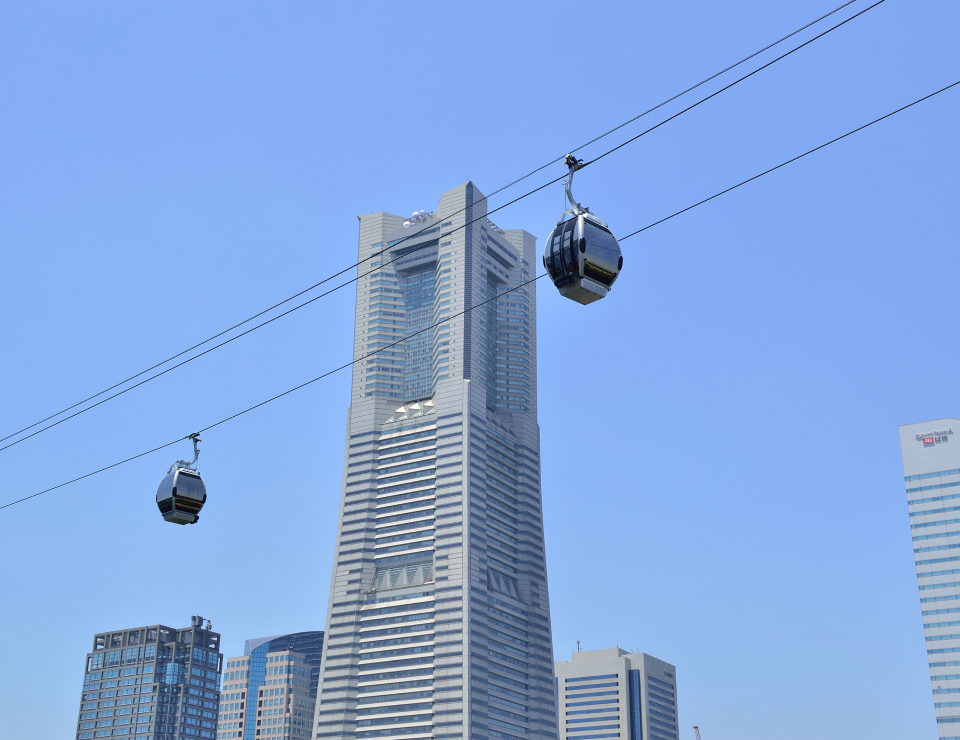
[312,183,557,740]
[899,418,960,737]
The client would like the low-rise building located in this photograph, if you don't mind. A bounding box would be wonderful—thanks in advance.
[554,648,678,740]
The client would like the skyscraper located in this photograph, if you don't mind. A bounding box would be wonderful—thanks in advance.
[217,631,324,740]
[312,183,557,740]
[899,418,960,736]
[75,616,223,740]
[554,648,678,740]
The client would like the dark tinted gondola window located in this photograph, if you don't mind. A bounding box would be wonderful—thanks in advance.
[562,219,577,273]
[582,223,620,286]
[583,261,616,286]
[549,231,563,277]
[157,472,175,501]
[175,473,206,501]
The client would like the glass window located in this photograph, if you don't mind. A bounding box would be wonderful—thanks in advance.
[582,222,619,286]
[562,218,578,273]
[175,472,205,508]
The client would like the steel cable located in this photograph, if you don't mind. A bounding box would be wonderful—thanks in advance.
[3,74,955,513]
[0,0,879,449]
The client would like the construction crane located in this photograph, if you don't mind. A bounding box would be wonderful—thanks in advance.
[693,726,702,740]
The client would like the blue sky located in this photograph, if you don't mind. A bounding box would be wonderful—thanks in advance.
[1,1,958,738]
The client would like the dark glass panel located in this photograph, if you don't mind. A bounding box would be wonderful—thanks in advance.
[581,222,621,287]
[562,219,578,273]
[174,472,206,502]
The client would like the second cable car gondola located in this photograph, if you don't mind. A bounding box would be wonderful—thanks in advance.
[543,155,622,305]
[156,434,206,525]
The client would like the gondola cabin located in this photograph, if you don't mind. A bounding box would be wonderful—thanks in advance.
[156,466,206,525]
[543,213,622,305]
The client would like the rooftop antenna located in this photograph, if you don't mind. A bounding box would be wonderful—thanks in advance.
[576,640,581,652]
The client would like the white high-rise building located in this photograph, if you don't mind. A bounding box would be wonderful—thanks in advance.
[312,183,557,740]
[899,418,960,737]
[554,648,678,740]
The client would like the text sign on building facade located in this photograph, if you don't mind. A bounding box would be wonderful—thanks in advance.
[917,428,954,445]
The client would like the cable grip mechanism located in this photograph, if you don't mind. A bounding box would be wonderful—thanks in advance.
[168,433,202,473]
[561,154,589,221]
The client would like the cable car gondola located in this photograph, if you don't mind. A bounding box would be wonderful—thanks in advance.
[543,154,623,305]
[156,433,206,525]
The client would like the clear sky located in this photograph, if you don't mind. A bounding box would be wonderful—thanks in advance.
[1,1,958,738]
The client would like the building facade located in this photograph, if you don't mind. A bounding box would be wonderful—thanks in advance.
[217,632,324,740]
[253,648,316,740]
[312,183,557,740]
[219,654,250,740]
[899,418,960,737]
[76,615,223,740]
[554,648,678,740]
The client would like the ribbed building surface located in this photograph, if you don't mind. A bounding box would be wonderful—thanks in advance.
[312,182,557,740]
[899,419,960,739]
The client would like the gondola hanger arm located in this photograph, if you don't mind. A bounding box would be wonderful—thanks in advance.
[168,433,201,473]
[561,154,589,221]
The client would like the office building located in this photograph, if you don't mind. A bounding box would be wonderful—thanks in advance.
[253,647,315,740]
[217,632,324,740]
[312,183,556,740]
[75,615,223,740]
[554,648,678,740]
[899,418,960,737]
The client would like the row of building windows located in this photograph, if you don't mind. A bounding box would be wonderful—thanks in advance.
[564,682,617,692]
[909,481,960,496]
[911,492,960,507]
[923,595,960,604]
[568,714,620,725]
[914,518,960,530]
[918,543,960,554]
[915,530,960,542]
[913,506,960,519]
[921,581,960,591]
[907,468,960,482]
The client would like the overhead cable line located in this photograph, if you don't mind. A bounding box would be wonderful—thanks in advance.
[619,79,960,239]
[2,75,955,514]
[0,0,877,449]
[0,172,566,455]
[579,0,887,171]
[492,0,861,186]
[0,274,548,513]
